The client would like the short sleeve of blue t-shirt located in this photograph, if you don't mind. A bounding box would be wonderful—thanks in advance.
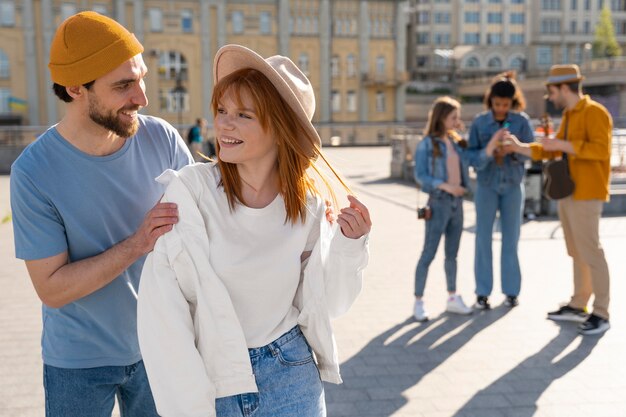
[10,114,193,368]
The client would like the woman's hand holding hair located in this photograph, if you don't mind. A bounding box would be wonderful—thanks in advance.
[337,195,372,239]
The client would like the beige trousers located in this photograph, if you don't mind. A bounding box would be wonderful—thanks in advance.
[558,196,610,319]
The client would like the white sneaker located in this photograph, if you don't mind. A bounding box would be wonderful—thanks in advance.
[446,294,473,315]
[413,300,428,322]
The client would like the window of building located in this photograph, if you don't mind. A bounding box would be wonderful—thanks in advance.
[616,19,626,34]
[465,56,480,68]
[331,90,341,112]
[418,11,430,24]
[542,0,561,8]
[434,12,450,23]
[61,3,77,21]
[571,0,578,8]
[584,20,590,32]
[376,91,385,112]
[347,54,356,77]
[181,9,193,33]
[464,33,480,44]
[465,0,480,3]
[158,51,188,81]
[347,91,357,112]
[149,8,163,32]
[584,0,590,9]
[434,33,450,45]
[488,13,503,23]
[487,56,502,68]
[487,33,502,44]
[0,88,10,113]
[92,4,108,15]
[510,56,525,70]
[232,10,244,34]
[376,55,385,76]
[573,44,582,63]
[464,12,480,23]
[0,49,9,78]
[417,32,430,44]
[0,1,15,26]
[259,11,271,34]
[612,0,626,10]
[570,20,577,33]
[561,45,569,63]
[511,0,524,3]
[510,13,525,24]
[298,53,309,76]
[510,33,525,44]
[598,0,604,9]
[331,55,340,78]
[541,18,561,33]
[537,46,553,67]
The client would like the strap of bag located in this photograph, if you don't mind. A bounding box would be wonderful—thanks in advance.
[561,114,569,166]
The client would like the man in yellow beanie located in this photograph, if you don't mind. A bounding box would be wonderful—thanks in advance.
[10,11,193,416]
[504,64,612,336]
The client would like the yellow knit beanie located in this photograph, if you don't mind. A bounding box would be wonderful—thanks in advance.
[49,11,144,86]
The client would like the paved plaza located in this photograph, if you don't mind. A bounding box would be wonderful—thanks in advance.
[1,146,625,417]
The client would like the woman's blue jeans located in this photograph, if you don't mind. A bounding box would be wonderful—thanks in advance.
[474,182,524,297]
[414,193,464,297]
[215,326,326,417]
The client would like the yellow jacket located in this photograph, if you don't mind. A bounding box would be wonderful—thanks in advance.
[530,95,612,201]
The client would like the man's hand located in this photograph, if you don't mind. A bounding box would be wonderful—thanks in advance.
[126,202,179,256]
[539,137,574,153]
[337,195,372,239]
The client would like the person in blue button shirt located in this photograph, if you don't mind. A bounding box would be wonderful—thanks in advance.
[9,12,192,417]
[465,71,534,310]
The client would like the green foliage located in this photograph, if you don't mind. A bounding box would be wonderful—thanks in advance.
[593,6,622,58]
[1,213,11,224]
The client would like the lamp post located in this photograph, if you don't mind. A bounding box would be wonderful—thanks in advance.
[584,42,593,70]
[434,48,455,93]
[172,75,185,128]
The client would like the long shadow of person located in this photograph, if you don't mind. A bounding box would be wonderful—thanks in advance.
[325,306,512,416]
[450,324,602,417]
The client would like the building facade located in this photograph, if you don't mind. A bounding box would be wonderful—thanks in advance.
[408,0,626,86]
[0,0,409,145]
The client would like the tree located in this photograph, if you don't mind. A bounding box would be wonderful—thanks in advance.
[592,6,622,58]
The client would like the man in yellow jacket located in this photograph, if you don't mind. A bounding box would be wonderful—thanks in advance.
[505,64,611,335]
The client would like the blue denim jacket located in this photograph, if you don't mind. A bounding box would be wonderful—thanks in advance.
[413,135,471,195]
[465,111,534,189]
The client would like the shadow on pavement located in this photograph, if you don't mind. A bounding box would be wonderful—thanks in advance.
[325,306,512,416]
[450,323,602,417]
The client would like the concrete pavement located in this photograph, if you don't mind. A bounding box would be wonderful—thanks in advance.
[1,146,625,417]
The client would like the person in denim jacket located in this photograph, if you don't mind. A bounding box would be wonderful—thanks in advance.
[464,72,534,310]
[412,97,473,321]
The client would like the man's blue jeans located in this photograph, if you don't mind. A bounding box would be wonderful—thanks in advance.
[474,183,524,297]
[414,193,464,297]
[44,360,158,417]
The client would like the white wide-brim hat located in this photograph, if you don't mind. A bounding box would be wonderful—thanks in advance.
[213,44,321,157]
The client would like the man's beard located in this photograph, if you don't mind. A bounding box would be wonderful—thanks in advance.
[88,95,140,138]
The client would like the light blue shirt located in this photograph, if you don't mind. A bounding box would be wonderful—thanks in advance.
[10,115,193,368]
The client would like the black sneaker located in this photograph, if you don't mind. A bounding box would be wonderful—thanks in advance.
[504,295,519,307]
[473,296,491,310]
[547,305,588,323]
[578,314,610,335]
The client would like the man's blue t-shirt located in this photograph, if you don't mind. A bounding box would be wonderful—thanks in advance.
[10,115,193,368]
